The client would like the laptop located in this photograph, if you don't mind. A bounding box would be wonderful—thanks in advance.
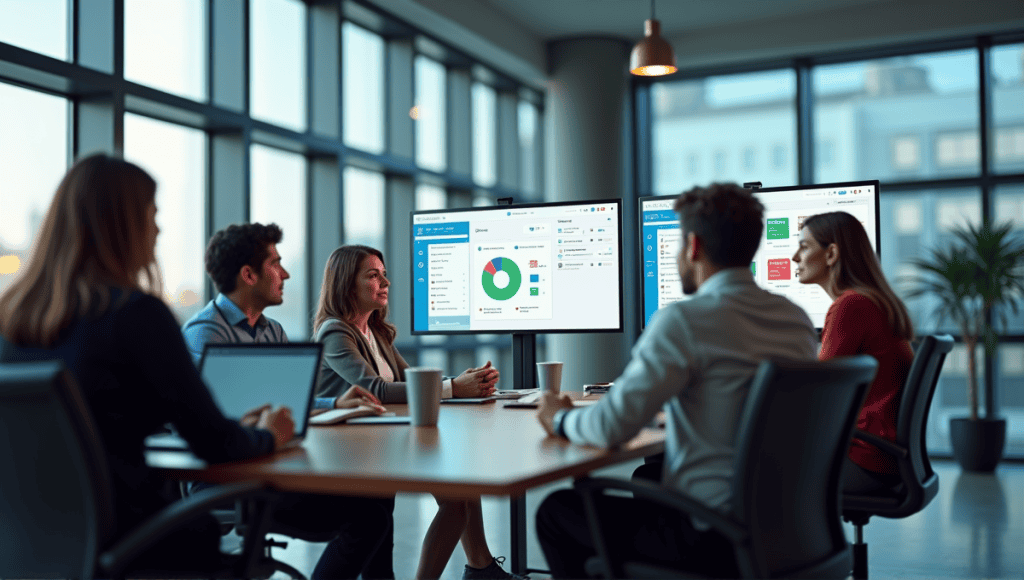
[146,343,323,451]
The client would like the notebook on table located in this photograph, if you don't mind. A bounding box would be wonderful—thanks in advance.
[146,343,324,451]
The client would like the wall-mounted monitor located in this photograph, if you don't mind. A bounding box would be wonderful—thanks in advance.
[640,180,880,329]
[411,199,624,334]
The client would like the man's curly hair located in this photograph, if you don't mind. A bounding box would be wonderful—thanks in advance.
[205,223,283,294]
[673,183,764,268]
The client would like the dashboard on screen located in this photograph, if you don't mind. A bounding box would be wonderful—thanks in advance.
[412,200,623,334]
[640,181,880,328]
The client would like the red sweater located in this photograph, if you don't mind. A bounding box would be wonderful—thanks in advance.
[819,290,914,474]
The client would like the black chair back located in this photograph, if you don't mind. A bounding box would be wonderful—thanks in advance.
[897,334,952,507]
[731,355,876,578]
[0,361,115,580]
[845,334,953,520]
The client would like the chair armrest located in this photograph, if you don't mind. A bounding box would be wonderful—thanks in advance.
[98,480,267,576]
[574,476,748,543]
[853,429,909,459]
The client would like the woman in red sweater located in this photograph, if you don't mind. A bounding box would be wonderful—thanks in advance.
[792,211,914,493]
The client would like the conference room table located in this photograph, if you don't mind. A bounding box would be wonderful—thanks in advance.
[146,393,666,575]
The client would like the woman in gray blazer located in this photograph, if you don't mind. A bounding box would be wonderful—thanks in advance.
[312,245,523,580]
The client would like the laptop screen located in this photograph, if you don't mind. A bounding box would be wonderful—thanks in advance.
[198,343,323,439]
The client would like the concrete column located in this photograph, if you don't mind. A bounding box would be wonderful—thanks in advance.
[545,38,634,392]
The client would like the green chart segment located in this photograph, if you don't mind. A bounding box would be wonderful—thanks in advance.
[481,257,522,301]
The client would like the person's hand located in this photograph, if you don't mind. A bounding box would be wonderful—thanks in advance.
[537,392,573,437]
[334,385,387,414]
[256,406,295,451]
[239,403,271,427]
[452,361,500,398]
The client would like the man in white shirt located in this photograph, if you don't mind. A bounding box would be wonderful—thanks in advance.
[535,183,818,578]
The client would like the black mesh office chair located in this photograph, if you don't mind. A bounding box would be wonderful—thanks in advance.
[0,360,283,580]
[842,334,953,580]
[575,355,877,579]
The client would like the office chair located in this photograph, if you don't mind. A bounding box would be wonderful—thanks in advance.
[575,355,877,579]
[842,334,953,580]
[0,360,282,580]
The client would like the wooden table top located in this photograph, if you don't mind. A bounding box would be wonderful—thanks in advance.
[147,395,665,499]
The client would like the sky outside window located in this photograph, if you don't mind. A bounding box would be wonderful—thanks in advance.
[125,0,206,101]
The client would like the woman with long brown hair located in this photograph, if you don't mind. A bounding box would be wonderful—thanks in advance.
[0,154,389,577]
[313,245,523,580]
[792,210,915,493]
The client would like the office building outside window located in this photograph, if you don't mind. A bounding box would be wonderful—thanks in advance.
[991,43,1024,175]
[651,69,797,194]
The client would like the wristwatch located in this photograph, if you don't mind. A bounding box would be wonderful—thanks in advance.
[552,408,571,438]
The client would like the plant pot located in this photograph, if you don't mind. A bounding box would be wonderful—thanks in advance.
[950,417,1006,472]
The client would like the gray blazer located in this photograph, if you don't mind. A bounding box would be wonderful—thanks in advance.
[314,318,410,404]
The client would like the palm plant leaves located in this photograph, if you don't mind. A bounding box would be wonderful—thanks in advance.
[908,219,1024,420]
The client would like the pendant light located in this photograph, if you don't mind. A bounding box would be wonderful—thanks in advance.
[629,0,677,76]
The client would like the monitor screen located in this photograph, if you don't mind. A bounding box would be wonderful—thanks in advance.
[640,180,880,328]
[411,199,623,334]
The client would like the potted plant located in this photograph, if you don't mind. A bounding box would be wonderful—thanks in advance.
[909,219,1024,472]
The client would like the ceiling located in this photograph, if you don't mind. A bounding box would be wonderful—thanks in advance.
[479,0,893,41]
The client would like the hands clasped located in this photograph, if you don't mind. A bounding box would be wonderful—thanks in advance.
[452,360,500,398]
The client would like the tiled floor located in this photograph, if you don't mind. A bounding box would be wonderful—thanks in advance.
[241,459,1024,579]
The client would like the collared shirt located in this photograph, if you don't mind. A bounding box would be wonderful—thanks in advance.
[182,295,338,410]
[181,294,288,365]
[561,268,817,510]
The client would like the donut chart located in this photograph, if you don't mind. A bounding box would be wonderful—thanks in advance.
[481,257,521,301]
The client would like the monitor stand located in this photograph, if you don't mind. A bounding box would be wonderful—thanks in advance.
[511,332,537,391]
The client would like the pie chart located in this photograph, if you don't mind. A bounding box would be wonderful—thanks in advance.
[481,257,521,301]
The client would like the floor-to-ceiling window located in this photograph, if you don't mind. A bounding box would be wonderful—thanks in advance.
[644,37,1024,458]
[0,0,544,368]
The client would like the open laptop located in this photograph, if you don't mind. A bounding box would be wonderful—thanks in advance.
[146,343,323,451]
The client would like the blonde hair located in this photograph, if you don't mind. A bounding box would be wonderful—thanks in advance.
[0,153,161,346]
[313,245,396,344]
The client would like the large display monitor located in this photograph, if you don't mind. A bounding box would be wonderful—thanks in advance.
[411,199,623,335]
[640,180,880,329]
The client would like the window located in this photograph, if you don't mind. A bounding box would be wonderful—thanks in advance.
[124,114,207,323]
[250,145,308,340]
[713,150,727,176]
[991,43,1024,174]
[0,0,68,60]
[891,135,921,170]
[125,0,206,101]
[879,189,981,334]
[415,56,446,173]
[415,184,447,210]
[0,83,67,296]
[813,50,979,181]
[250,0,306,131]
[651,69,797,194]
[472,83,497,187]
[342,22,384,153]
[742,147,756,171]
[771,145,787,169]
[994,126,1024,163]
[935,131,980,167]
[518,100,538,195]
[343,167,385,251]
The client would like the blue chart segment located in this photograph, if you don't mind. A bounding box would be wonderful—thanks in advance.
[481,257,522,301]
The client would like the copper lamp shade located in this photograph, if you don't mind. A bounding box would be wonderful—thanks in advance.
[630,19,677,76]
